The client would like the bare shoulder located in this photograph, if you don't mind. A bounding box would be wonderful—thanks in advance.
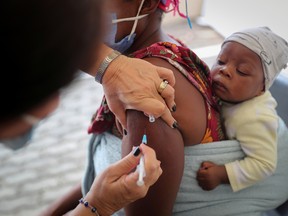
[143,57,208,145]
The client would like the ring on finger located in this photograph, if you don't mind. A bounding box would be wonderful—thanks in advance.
[158,80,169,95]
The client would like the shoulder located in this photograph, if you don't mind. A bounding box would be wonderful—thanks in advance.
[223,92,278,131]
[224,91,277,118]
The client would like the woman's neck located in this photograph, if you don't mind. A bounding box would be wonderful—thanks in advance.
[125,14,180,54]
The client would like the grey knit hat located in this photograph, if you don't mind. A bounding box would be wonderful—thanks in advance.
[223,27,288,90]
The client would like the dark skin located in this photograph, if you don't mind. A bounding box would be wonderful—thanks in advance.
[116,0,209,215]
[40,183,82,216]
[196,161,229,191]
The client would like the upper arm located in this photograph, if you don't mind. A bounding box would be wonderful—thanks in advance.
[235,113,278,169]
[143,57,207,145]
[122,110,184,216]
[226,108,278,187]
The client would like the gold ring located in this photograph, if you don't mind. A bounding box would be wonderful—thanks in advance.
[158,80,169,94]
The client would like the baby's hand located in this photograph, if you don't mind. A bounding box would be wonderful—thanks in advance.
[196,161,225,191]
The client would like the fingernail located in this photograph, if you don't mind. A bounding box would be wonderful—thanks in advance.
[123,129,128,135]
[133,146,141,156]
[172,121,179,129]
[171,104,177,112]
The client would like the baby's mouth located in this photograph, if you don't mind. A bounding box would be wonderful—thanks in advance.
[213,80,227,91]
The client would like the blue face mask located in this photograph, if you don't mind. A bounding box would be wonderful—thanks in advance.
[104,13,137,53]
[0,114,40,150]
[104,0,148,53]
[0,127,35,150]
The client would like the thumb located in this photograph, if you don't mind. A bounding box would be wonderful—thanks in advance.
[201,161,214,169]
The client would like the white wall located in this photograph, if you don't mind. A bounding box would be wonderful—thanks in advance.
[201,0,288,40]
[163,0,203,25]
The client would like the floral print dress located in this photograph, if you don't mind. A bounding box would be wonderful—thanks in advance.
[88,41,225,143]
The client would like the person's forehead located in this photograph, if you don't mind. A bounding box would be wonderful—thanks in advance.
[221,42,264,71]
[222,42,259,59]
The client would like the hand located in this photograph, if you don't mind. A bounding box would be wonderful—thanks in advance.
[196,161,227,191]
[85,144,162,216]
[102,55,176,129]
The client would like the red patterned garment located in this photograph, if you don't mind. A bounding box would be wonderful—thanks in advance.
[88,41,225,143]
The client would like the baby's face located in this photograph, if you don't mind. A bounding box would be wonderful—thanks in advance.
[210,41,265,103]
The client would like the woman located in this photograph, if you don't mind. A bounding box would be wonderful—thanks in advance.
[85,0,224,215]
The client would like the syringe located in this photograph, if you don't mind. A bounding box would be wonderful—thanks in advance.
[137,133,147,186]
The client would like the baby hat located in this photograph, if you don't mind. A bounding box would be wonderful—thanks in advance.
[223,27,288,90]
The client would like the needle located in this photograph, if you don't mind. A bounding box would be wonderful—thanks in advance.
[137,132,147,186]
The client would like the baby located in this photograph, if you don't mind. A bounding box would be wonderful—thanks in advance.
[197,27,288,192]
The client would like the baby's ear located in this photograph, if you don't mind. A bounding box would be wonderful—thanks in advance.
[257,90,265,96]
[141,0,160,14]
[257,80,265,96]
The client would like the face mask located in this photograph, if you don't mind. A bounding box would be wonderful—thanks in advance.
[104,0,148,53]
[0,127,35,150]
[0,114,41,150]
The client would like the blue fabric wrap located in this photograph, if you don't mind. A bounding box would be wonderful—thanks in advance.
[82,118,288,216]
[173,117,288,216]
